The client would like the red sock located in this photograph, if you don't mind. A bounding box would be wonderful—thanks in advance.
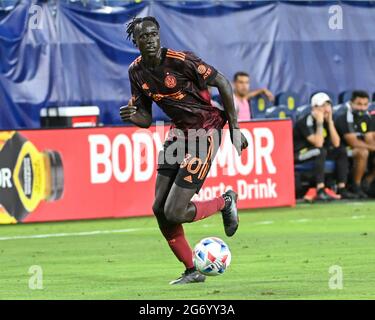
[160,224,194,269]
[192,196,225,222]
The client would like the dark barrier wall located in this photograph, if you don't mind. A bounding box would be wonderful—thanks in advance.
[1,0,375,129]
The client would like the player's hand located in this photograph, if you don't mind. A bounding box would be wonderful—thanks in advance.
[120,97,137,122]
[230,128,248,156]
[312,108,324,124]
[324,105,333,123]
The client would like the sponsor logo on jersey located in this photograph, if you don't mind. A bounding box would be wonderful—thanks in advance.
[164,74,177,88]
[197,64,207,75]
[152,90,185,101]
[203,67,212,80]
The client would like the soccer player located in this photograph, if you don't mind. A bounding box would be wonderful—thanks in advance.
[120,17,248,284]
[335,91,375,198]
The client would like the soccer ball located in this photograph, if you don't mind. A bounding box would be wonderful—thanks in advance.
[193,237,231,276]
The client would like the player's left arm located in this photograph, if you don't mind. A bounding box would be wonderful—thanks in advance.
[208,72,248,155]
[183,52,247,155]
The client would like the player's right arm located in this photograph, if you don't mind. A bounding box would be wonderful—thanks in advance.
[120,97,152,128]
[120,68,153,128]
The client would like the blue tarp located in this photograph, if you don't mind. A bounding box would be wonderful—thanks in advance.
[1,0,375,129]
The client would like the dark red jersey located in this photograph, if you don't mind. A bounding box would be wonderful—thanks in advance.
[128,48,227,135]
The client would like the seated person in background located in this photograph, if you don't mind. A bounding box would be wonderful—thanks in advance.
[335,91,375,198]
[232,71,274,121]
[294,92,355,201]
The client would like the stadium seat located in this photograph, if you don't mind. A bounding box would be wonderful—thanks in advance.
[250,95,273,119]
[333,102,349,120]
[152,103,170,123]
[295,104,311,122]
[333,103,343,113]
[339,90,354,104]
[275,91,300,111]
[265,105,296,123]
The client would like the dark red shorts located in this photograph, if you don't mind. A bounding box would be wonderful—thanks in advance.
[157,131,221,192]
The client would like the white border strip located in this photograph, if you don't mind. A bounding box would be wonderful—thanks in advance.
[40,106,100,117]
[0,214,369,241]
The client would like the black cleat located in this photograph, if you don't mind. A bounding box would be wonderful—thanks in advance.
[337,188,358,200]
[169,268,206,285]
[361,179,371,194]
[351,184,368,199]
[221,190,239,237]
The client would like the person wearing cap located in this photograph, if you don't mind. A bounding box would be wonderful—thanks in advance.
[294,92,355,202]
[334,90,375,198]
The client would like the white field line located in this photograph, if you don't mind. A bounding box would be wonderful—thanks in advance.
[253,220,274,225]
[0,227,157,241]
[0,213,370,241]
[290,218,311,223]
[0,220,276,242]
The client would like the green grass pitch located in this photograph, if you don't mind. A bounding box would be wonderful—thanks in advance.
[0,202,374,300]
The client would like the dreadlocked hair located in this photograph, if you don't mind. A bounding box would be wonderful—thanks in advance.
[126,16,160,45]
